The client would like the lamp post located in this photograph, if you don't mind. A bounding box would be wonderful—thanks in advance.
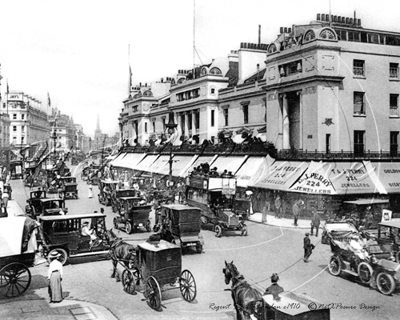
[51,128,57,161]
[165,110,177,188]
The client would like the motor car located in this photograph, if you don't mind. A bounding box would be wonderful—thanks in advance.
[26,197,68,218]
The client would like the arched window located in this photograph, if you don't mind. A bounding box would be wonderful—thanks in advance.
[143,89,153,97]
[268,43,277,54]
[177,77,185,84]
[201,67,208,76]
[304,30,316,42]
[210,67,222,75]
[320,28,337,40]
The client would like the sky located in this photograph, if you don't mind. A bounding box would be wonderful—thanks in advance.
[1,0,400,137]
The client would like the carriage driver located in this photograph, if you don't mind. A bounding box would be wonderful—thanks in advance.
[81,222,100,247]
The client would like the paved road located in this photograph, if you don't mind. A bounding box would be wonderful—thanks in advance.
[5,166,399,320]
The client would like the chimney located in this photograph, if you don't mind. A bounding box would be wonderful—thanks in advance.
[161,77,164,83]
[280,27,284,34]
[358,19,361,26]
[288,27,291,33]
[317,13,321,20]
[345,17,349,24]
[321,13,325,21]
[284,27,287,33]
[258,25,261,45]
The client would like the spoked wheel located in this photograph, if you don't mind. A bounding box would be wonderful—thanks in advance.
[214,225,222,238]
[179,269,197,302]
[376,272,396,295]
[125,222,133,234]
[48,248,68,266]
[396,251,400,264]
[241,225,248,236]
[328,256,342,276]
[121,269,137,295]
[145,276,162,311]
[0,263,31,298]
[358,262,373,284]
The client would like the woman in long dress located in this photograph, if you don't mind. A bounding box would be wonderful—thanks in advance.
[48,251,63,303]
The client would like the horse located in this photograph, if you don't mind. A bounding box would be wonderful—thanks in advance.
[223,261,262,320]
[106,229,137,281]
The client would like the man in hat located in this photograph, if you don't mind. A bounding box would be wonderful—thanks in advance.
[303,233,315,262]
[264,273,284,299]
[293,199,304,226]
[310,209,321,237]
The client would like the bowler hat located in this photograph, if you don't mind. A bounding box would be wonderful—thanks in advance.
[271,273,279,282]
[305,232,310,236]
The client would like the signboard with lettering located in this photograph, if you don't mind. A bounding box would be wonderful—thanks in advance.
[8,94,22,101]
[371,162,400,194]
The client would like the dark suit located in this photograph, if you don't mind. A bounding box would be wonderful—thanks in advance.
[264,283,284,299]
[303,236,314,261]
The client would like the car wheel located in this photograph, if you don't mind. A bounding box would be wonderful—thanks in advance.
[328,256,342,276]
[376,272,396,295]
[48,248,68,266]
[125,221,133,234]
[214,225,222,238]
[358,262,373,284]
[396,251,400,264]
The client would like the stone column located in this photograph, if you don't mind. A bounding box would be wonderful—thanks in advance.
[297,91,303,150]
[282,94,290,149]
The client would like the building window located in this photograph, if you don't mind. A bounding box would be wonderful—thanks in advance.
[132,106,138,112]
[188,113,192,130]
[12,137,16,143]
[13,126,16,132]
[13,114,17,120]
[243,105,249,124]
[180,114,185,134]
[21,125,25,132]
[353,92,365,115]
[353,60,365,77]
[354,131,365,156]
[162,117,166,131]
[326,134,331,154]
[390,131,399,156]
[223,108,229,126]
[21,137,24,144]
[390,63,399,79]
[210,87,215,95]
[279,59,302,77]
[195,110,200,130]
[21,114,25,120]
[144,122,147,133]
[152,121,156,133]
[211,110,215,127]
[390,94,399,117]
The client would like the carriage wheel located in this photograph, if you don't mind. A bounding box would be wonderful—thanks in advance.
[179,270,197,302]
[328,256,342,276]
[214,225,222,238]
[48,248,68,266]
[0,263,31,298]
[396,251,400,264]
[358,262,373,284]
[241,225,248,236]
[125,222,133,234]
[145,276,162,311]
[121,269,136,295]
[376,272,396,295]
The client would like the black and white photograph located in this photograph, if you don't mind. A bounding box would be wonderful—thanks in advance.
[1,0,400,319]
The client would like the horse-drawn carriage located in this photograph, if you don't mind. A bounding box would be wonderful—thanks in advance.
[37,213,110,265]
[156,204,203,253]
[120,240,197,311]
[98,179,119,206]
[0,216,39,297]
[185,174,248,237]
[58,176,78,199]
[113,196,152,234]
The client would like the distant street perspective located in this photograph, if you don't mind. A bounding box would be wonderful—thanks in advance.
[1,3,400,320]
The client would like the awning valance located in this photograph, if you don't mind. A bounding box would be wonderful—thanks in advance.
[110,153,146,170]
[210,155,248,175]
[251,160,308,191]
[147,155,170,174]
[364,161,400,194]
[156,155,198,177]
[180,155,217,177]
[236,156,273,188]
[134,155,160,172]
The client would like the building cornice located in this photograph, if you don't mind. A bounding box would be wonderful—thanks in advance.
[169,76,229,93]
[262,75,345,91]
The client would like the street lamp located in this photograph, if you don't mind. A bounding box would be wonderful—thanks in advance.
[51,129,57,160]
[165,110,177,188]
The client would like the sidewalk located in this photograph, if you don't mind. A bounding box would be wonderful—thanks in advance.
[0,298,118,320]
[249,211,324,230]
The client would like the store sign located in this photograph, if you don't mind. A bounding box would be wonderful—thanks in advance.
[8,94,22,101]
[382,209,392,222]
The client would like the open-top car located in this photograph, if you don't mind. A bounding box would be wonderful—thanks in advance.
[26,197,68,218]
[37,213,110,265]
[321,221,359,245]
[376,220,400,263]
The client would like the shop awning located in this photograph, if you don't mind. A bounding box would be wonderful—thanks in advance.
[251,160,309,191]
[236,156,274,188]
[210,155,248,176]
[364,161,400,194]
[110,153,146,170]
[147,155,170,174]
[180,155,218,177]
[157,155,198,177]
[109,153,126,167]
[134,155,160,172]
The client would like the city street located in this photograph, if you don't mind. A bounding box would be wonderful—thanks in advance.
[2,165,398,320]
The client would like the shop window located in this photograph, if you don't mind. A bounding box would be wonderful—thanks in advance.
[390,131,399,157]
[390,94,399,117]
[353,92,365,115]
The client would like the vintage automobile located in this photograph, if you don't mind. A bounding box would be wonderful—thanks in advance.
[158,204,204,253]
[321,221,359,245]
[376,220,400,263]
[10,160,24,180]
[113,196,152,234]
[98,179,119,206]
[185,174,248,237]
[58,176,78,199]
[121,240,197,311]
[111,188,139,213]
[328,237,400,295]
[37,213,110,265]
[254,291,330,320]
[26,197,68,218]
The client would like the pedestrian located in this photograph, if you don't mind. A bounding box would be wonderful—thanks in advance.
[88,185,93,199]
[293,199,304,226]
[264,273,284,300]
[2,187,9,209]
[0,202,8,218]
[48,251,63,303]
[303,232,315,262]
[310,209,321,237]
[274,195,282,219]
